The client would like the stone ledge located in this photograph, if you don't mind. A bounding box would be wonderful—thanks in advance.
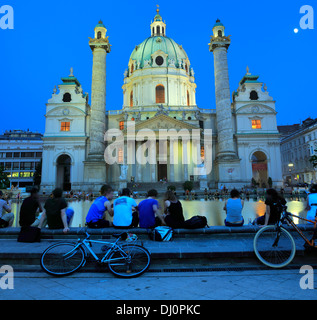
[0,224,314,238]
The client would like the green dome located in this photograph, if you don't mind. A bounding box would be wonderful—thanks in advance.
[213,19,224,28]
[130,36,189,69]
[95,20,105,29]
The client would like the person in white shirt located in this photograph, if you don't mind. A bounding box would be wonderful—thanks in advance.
[306,184,317,223]
[0,191,14,227]
[113,188,138,228]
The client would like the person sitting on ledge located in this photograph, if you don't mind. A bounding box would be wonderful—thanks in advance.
[19,187,43,227]
[113,188,138,228]
[0,190,13,228]
[38,188,70,234]
[138,189,165,228]
[85,184,113,228]
[223,189,244,227]
[164,190,185,228]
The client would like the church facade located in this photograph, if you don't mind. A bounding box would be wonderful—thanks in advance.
[41,9,283,193]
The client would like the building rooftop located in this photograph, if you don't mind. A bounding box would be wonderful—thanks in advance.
[0,130,43,141]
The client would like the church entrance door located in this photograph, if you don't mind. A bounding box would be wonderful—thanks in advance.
[157,163,167,182]
[56,154,71,191]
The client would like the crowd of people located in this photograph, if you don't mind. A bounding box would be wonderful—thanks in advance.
[1,184,317,233]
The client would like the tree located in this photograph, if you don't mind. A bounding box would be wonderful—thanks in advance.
[183,181,194,192]
[33,159,42,187]
[309,149,317,168]
[0,166,10,189]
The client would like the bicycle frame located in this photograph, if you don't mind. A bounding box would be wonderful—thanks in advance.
[67,234,133,265]
[279,210,316,247]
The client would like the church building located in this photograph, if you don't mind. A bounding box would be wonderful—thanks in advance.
[41,8,283,193]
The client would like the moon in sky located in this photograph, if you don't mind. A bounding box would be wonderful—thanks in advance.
[294,28,299,33]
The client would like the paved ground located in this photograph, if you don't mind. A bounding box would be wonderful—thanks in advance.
[1,268,316,301]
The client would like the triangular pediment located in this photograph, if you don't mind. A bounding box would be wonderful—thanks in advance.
[132,114,200,131]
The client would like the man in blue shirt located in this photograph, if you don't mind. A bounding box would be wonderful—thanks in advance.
[138,189,165,228]
[86,185,114,228]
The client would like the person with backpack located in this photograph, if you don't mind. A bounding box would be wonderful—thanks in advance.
[163,190,185,228]
[223,189,244,227]
[254,188,286,226]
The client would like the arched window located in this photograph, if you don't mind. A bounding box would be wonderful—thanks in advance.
[62,93,71,102]
[218,30,223,37]
[156,85,165,103]
[156,26,160,35]
[162,27,165,36]
[187,91,190,106]
[97,31,102,39]
[131,64,134,74]
[130,91,133,107]
[152,27,154,36]
[250,90,259,100]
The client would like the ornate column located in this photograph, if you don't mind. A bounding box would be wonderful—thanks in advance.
[84,21,111,192]
[209,20,241,188]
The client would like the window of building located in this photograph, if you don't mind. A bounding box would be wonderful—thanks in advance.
[250,90,259,101]
[119,121,124,130]
[187,91,190,106]
[62,93,72,102]
[97,31,102,39]
[130,91,133,107]
[200,146,205,162]
[218,30,223,37]
[252,119,262,129]
[118,148,124,164]
[155,56,164,66]
[156,84,165,103]
[61,122,70,132]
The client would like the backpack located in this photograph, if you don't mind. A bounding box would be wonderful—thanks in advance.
[149,226,173,241]
[183,216,208,229]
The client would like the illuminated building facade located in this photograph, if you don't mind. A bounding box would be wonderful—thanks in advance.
[41,9,283,192]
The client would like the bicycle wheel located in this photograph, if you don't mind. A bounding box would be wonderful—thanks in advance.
[108,244,151,278]
[40,242,86,276]
[254,225,296,268]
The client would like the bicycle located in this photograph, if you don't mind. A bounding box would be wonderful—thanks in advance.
[253,205,317,268]
[40,231,151,278]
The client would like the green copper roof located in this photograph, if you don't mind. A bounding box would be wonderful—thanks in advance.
[130,36,189,68]
[213,19,224,28]
[95,20,105,29]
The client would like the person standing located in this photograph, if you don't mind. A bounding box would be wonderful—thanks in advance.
[86,185,114,228]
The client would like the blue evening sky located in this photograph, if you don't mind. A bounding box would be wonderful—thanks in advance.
[1,0,316,134]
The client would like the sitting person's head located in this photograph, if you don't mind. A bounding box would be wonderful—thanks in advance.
[310,184,317,194]
[164,190,177,202]
[52,188,63,199]
[147,189,158,198]
[100,184,113,200]
[230,189,240,199]
[30,187,39,198]
[121,188,131,197]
